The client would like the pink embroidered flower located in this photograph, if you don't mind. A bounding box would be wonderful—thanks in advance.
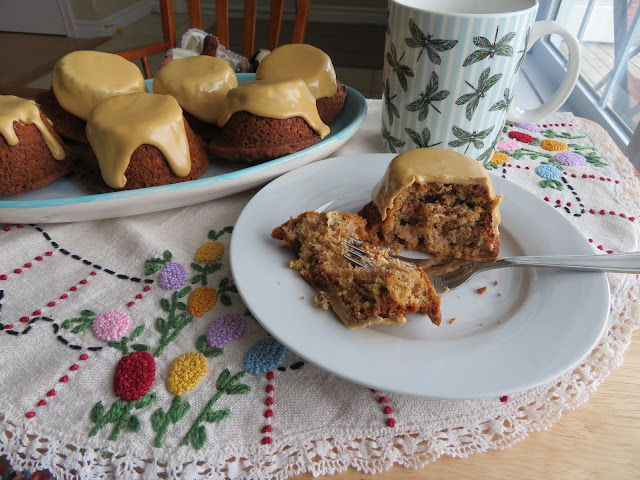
[496,140,519,152]
[92,310,130,341]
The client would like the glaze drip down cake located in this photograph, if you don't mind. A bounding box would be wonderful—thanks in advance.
[210,79,330,163]
[271,211,442,328]
[73,92,208,192]
[0,95,71,195]
[37,50,146,144]
[359,148,502,259]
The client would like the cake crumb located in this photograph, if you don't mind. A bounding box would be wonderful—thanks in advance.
[493,280,498,286]
[477,286,487,294]
[497,293,502,297]
[299,296,304,300]
[448,317,456,324]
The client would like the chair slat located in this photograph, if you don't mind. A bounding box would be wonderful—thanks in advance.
[292,0,311,45]
[242,0,258,59]
[216,0,230,48]
[188,0,203,30]
[267,0,285,51]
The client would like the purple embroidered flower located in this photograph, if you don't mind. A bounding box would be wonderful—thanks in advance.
[158,262,187,290]
[206,314,245,348]
[554,151,586,166]
[536,164,562,179]
[92,310,130,341]
[245,338,287,375]
[514,122,541,133]
[496,140,520,152]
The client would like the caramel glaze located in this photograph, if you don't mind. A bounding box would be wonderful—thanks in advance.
[218,79,330,138]
[372,148,502,230]
[52,50,146,121]
[153,56,238,124]
[255,44,338,99]
[0,95,65,160]
[86,93,190,189]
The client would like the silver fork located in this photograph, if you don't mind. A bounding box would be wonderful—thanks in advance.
[344,236,640,293]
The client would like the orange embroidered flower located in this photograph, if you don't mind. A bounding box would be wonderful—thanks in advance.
[167,352,208,396]
[193,241,224,264]
[188,286,218,317]
[540,139,568,151]
[489,152,509,164]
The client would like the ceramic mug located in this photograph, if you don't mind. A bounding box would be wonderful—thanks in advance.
[382,0,581,161]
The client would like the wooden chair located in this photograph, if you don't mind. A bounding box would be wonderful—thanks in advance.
[117,0,312,79]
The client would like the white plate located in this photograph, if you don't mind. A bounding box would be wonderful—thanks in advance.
[0,75,367,223]
[230,153,611,399]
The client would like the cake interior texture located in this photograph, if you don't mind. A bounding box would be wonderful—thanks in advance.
[360,181,501,259]
[271,211,442,328]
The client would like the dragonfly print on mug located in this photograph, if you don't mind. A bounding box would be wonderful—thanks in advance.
[382,0,581,161]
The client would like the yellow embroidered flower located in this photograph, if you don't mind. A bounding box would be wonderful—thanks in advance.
[490,152,509,164]
[167,352,208,396]
[540,139,568,151]
[188,286,218,317]
[193,241,224,264]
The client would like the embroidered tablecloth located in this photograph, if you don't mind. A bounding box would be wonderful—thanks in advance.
[1,101,639,480]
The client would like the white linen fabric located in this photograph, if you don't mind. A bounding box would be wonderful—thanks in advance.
[0,102,639,479]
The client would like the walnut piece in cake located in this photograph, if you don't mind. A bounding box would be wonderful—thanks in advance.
[271,211,442,328]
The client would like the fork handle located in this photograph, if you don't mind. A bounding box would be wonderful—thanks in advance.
[495,252,640,273]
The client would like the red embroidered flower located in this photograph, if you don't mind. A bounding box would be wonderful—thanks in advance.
[113,351,156,401]
[507,131,534,143]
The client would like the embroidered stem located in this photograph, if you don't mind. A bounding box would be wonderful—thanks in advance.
[154,287,193,357]
[108,325,149,355]
[88,393,155,441]
[540,129,585,139]
[152,395,191,448]
[60,310,96,334]
[179,369,250,449]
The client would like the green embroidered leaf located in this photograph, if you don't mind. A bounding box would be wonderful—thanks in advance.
[178,286,192,298]
[131,325,145,340]
[163,250,173,262]
[71,323,92,334]
[155,317,167,332]
[206,264,222,274]
[132,344,150,352]
[219,277,229,290]
[151,408,166,431]
[168,396,190,423]
[217,369,231,391]
[176,302,188,312]
[485,163,499,170]
[220,294,232,306]
[208,226,233,241]
[160,298,171,312]
[191,263,204,272]
[205,409,230,423]
[196,335,223,357]
[127,415,141,432]
[192,425,207,449]
[227,384,251,395]
[90,401,104,422]
[81,310,96,317]
[134,392,156,409]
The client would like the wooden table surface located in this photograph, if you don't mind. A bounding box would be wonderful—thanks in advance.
[294,118,640,480]
[291,328,640,480]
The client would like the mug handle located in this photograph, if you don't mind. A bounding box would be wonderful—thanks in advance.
[507,20,581,123]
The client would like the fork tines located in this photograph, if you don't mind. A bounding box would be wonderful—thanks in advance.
[343,236,373,268]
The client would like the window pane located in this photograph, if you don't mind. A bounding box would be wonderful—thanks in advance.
[550,0,640,136]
